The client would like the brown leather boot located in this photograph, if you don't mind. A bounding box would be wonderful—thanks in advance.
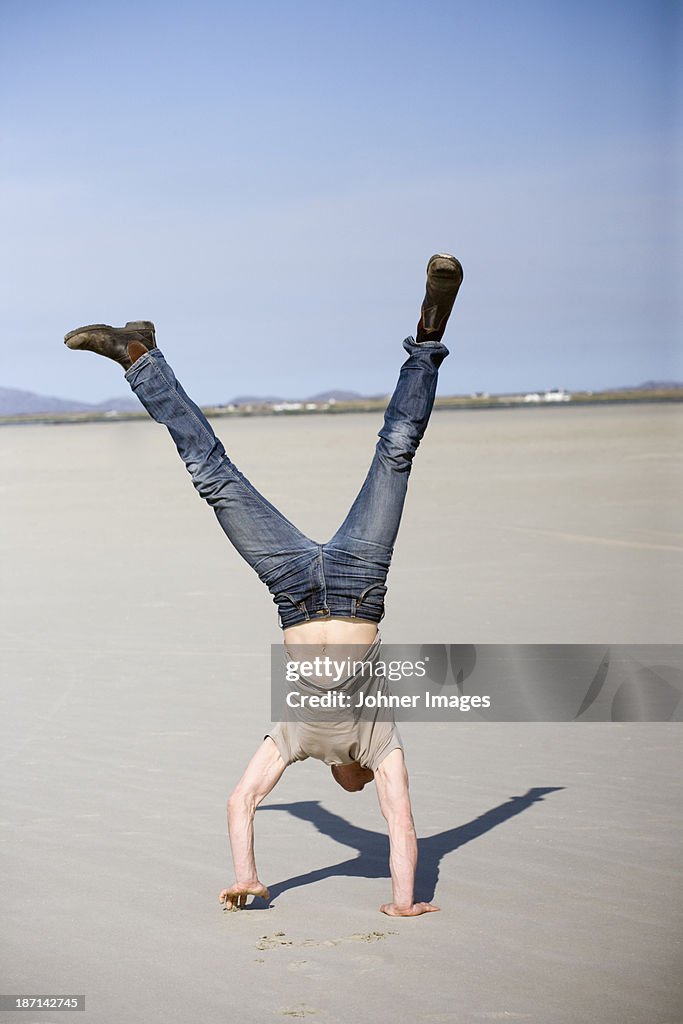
[416,255,463,343]
[127,341,150,365]
[64,320,157,370]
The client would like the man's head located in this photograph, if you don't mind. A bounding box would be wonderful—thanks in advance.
[331,762,375,792]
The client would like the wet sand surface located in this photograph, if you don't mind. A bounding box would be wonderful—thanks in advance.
[2,404,682,1023]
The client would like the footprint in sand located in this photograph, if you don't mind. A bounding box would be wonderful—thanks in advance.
[259,930,396,952]
[256,932,294,950]
[347,931,389,943]
[476,1014,532,1020]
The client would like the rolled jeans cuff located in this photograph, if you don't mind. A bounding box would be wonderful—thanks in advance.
[124,346,166,388]
[402,335,450,366]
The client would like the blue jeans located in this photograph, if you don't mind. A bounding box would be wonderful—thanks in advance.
[125,336,448,629]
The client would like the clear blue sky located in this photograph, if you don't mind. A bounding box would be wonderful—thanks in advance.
[0,0,679,403]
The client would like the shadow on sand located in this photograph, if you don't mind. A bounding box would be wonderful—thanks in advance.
[248,786,564,907]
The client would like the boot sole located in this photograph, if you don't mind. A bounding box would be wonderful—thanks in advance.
[426,253,463,283]
[65,324,115,345]
[64,322,157,349]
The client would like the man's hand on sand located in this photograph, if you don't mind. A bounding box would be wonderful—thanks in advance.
[219,882,270,911]
[379,902,440,917]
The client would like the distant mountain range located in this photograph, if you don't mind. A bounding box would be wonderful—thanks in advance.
[0,385,384,417]
[228,389,385,406]
[613,381,683,392]
[1,381,681,418]
[0,387,140,416]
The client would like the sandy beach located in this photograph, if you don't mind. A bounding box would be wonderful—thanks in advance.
[1,404,682,1023]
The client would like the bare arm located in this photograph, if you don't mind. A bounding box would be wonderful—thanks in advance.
[219,737,287,910]
[374,748,439,917]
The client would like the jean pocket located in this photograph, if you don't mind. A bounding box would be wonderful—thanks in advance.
[353,582,388,616]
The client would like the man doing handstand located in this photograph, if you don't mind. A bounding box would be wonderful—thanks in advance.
[64,253,463,916]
